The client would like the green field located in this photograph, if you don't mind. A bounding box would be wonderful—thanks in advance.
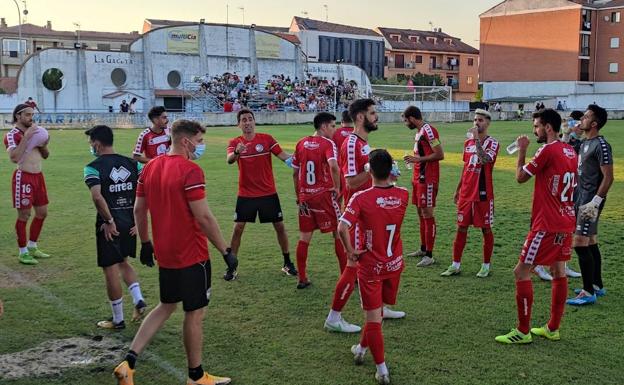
[0,120,623,385]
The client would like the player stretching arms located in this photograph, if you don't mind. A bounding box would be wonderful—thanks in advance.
[292,112,345,288]
[341,149,409,384]
[402,106,444,266]
[496,108,577,344]
[4,104,51,265]
[441,109,499,278]
[133,106,171,163]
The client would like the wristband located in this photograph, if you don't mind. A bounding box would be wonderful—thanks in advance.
[106,217,114,224]
[591,195,604,206]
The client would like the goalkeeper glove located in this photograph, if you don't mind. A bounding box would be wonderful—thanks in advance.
[140,241,155,267]
[579,195,603,222]
[285,156,294,168]
[223,247,238,281]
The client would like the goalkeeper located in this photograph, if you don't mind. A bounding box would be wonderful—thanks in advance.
[567,105,614,306]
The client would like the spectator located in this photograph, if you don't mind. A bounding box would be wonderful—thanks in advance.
[120,100,129,113]
[129,97,138,114]
[232,99,242,112]
[223,99,234,113]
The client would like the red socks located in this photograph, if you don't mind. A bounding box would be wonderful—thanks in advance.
[515,279,533,334]
[365,322,385,365]
[452,230,468,263]
[424,217,436,253]
[29,216,45,243]
[15,219,27,248]
[331,266,357,312]
[548,277,568,331]
[483,230,494,264]
[418,215,426,249]
[296,240,309,282]
[334,238,347,273]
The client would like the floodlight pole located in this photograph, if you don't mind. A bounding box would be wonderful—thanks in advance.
[12,0,22,60]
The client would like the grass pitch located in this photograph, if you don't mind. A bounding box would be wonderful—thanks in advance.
[0,120,623,385]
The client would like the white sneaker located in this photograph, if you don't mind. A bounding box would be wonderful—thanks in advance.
[351,344,367,365]
[382,306,405,319]
[565,265,582,278]
[406,250,426,258]
[324,317,361,333]
[533,265,553,281]
[375,372,391,385]
[416,256,435,267]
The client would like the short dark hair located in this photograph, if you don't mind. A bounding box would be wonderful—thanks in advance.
[348,98,375,122]
[341,110,352,125]
[147,106,166,122]
[237,108,254,123]
[12,103,31,123]
[85,125,114,146]
[569,110,584,120]
[532,108,562,132]
[369,149,392,180]
[403,105,422,120]
[313,112,336,130]
[171,119,206,140]
[587,104,608,130]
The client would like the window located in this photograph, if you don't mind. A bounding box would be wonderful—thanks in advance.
[111,68,127,87]
[408,35,419,43]
[580,34,591,56]
[384,56,388,66]
[2,38,26,56]
[395,54,405,68]
[611,11,621,23]
[467,76,473,85]
[610,37,620,48]
[580,59,590,81]
[468,58,474,66]
[390,34,400,42]
[609,63,619,73]
[415,55,422,64]
[97,43,111,50]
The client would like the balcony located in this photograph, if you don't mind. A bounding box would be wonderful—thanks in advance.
[429,64,460,72]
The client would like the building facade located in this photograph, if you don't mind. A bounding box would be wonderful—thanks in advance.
[377,27,479,101]
[480,0,624,108]
[0,19,139,79]
[289,17,385,79]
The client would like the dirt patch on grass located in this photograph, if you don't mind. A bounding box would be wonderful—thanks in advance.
[0,336,125,380]
[0,266,65,289]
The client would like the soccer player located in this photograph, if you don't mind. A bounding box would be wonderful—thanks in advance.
[324,99,404,334]
[332,110,354,206]
[495,108,577,344]
[402,106,444,267]
[113,119,236,385]
[340,149,409,384]
[441,109,499,278]
[84,125,147,329]
[226,108,296,280]
[133,106,171,164]
[292,112,345,288]
[4,104,51,265]
[566,104,614,306]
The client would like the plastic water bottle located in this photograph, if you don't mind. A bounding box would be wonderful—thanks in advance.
[466,131,474,140]
[403,151,413,170]
[506,140,519,155]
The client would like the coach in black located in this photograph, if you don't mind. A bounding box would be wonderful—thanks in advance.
[84,125,147,328]
[566,105,614,306]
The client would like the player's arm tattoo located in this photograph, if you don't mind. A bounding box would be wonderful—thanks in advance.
[474,139,493,164]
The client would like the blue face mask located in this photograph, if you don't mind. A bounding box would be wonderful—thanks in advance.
[90,145,97,157]
[191,143,206,160]
[568,119,577,128]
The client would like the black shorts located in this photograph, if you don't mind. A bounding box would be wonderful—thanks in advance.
[159,260,211,312]
[574,191,605,237]
[234,194,283,223]
[96,228,136,268]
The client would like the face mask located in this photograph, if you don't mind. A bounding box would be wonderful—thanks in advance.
[90,145,97,157]
[191,143,206,160]
[569,132,578,140]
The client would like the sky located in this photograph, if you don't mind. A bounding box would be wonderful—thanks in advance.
[2,0,502,46]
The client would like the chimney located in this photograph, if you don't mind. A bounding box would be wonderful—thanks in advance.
[1,18,7,28]
[46,20,52,29]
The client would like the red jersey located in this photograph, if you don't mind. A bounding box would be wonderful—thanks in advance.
[227,133,283,198]
[339,133,372,203]
[4,127,23,150]
[332,126,353,153]
[133,128,171,159]
[523,141,578,233]
[136,155,208,269]
[458,136,499,202]
[292,135,338,202]
[412,123,441,185]
[341,185,409,279]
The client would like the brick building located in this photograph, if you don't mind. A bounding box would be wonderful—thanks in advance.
[480,0,624,108]
[377,27,479,101]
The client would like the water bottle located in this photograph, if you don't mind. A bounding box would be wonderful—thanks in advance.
[506,140,519,155]
[403,151,413,170]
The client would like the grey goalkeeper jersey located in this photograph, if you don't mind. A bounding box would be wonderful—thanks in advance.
[577,135,613,194]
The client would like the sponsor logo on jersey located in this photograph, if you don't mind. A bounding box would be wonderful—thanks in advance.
[255,144,264,152]
[109,166,133,193]
[303,140,320,150]
[361,144,371,156]
[375,196,402,209]
[149,135,171,145]
[341,131,350,137]
[563,147,576,158]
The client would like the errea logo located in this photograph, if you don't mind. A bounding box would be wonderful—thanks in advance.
[110,167,131,183]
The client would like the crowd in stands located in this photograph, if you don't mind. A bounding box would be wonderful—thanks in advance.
[193,72,361,112]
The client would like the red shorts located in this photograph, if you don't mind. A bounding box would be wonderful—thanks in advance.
[358,273,401,311]
[519,231,572,266]
[456,199,494,228]
[298,192,341,233]
[12,170,48,209]
[412,182,438,208]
